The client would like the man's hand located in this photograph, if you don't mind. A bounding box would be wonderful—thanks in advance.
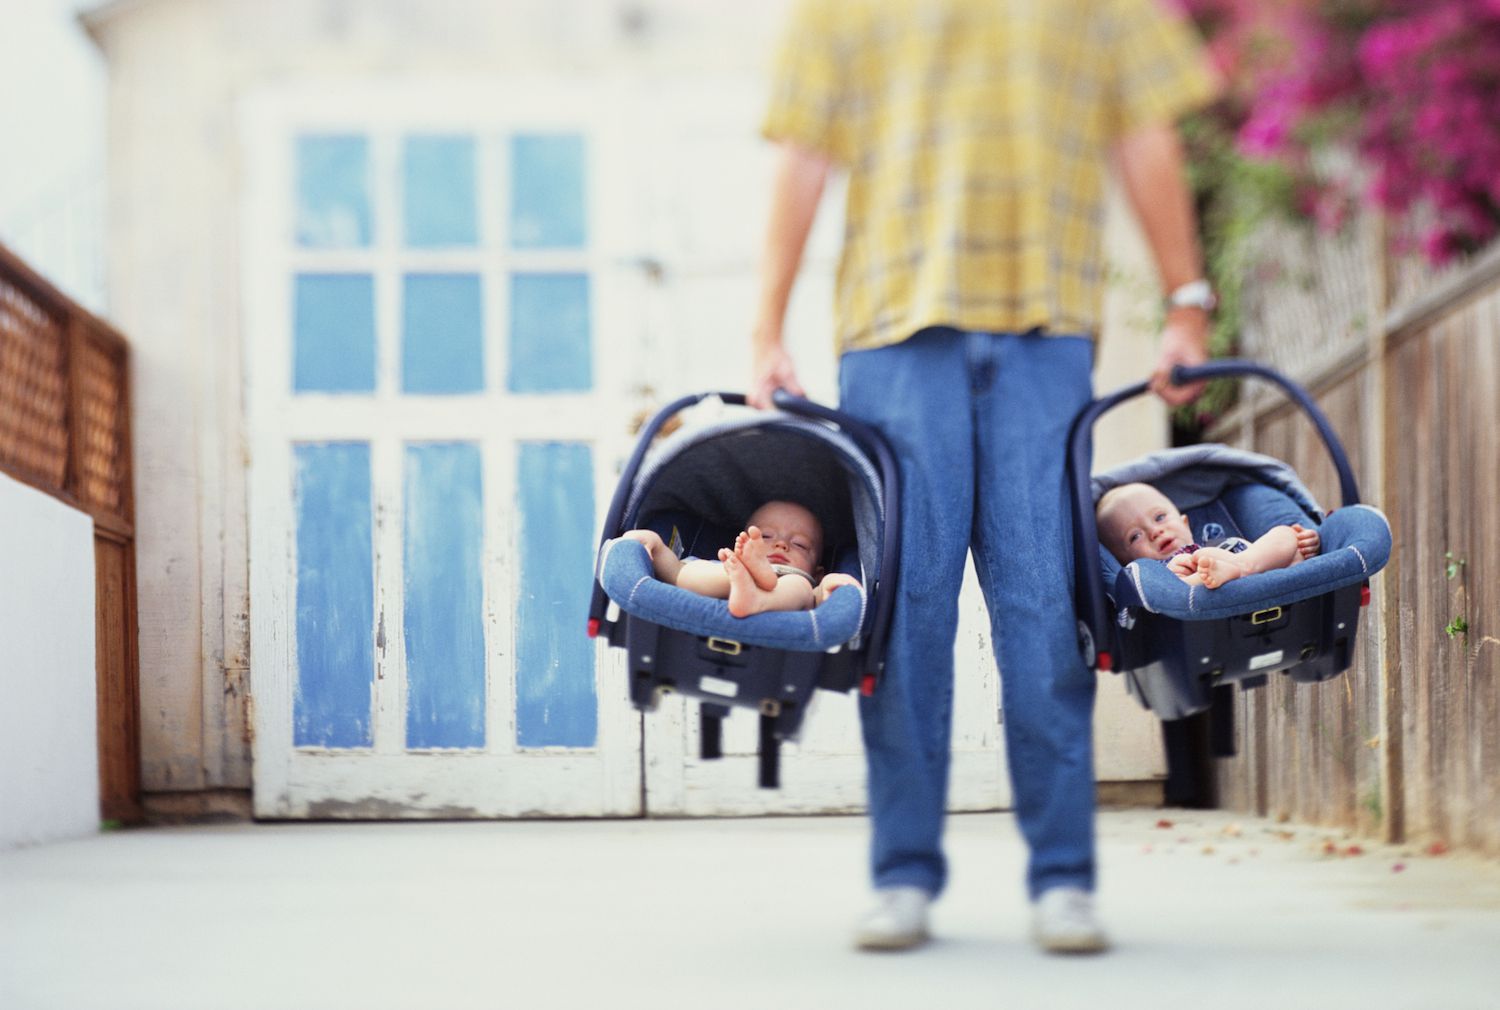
[1149,307,1210,408]
[748,336,805,409]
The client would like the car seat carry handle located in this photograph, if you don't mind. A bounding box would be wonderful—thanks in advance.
[1167,361,1359,508]
[1066,358,1363,672]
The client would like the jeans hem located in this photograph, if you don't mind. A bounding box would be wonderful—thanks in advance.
[873,872,943,899]
[1028,874,1096,902]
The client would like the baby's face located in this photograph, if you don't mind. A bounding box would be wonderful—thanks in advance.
[748,501,823,574]
[1098,485,1193,562]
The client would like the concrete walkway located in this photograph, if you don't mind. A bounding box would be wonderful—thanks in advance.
[3,808,1498,1010]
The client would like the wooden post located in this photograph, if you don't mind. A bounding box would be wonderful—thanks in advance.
[1372,213,1403,845]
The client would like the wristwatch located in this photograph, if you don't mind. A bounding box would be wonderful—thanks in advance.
[1165,279,1218,313]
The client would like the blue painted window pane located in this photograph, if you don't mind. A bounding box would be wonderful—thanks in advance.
[296,134,372,248]
[403,273,484,394]
[403,135,478,248]
[404,443,486,750]
[294,443,375,748]
[515,442,597,748]
[508,273,591,393]
[510,134,586,249]
[294,273,376,393]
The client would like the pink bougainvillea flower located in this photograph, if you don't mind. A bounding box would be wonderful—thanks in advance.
[1187,0,1500,265]
[1237,110,1291,156]
[1422,230,1460,265]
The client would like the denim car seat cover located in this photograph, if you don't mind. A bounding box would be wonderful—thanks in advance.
[1091,445,1391,622]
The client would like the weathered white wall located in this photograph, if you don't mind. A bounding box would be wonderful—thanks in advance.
[86,0,1168,799]
[0,473,99,850]
[83,0,804,798]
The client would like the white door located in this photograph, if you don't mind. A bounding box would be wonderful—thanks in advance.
[243,86,641,818]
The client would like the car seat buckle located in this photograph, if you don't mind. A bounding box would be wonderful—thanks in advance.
[1250,606,1283,625]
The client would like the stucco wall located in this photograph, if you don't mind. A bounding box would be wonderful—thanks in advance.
[0,473,99,849]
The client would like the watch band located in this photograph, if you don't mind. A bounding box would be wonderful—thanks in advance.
[1166,279,1217,312]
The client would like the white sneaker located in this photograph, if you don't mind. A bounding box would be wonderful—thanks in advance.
[853,886,931,951]
[1031,886,1109,954]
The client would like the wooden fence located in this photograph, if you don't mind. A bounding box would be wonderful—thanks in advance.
[0,240,141,823]
[1211,226,1500,855]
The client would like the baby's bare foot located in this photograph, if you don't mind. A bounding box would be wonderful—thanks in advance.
[1292,523,1321,561]
[1195,548,1248,590]
[735,526,780,592]
[721,548,765,618]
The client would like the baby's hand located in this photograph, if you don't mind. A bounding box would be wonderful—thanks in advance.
[622,529,663,554]
[1166,552,1197,579]
[1292,523,1320,561]
[815,573,861,606]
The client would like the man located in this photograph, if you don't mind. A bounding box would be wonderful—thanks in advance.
[749,0,1219,953]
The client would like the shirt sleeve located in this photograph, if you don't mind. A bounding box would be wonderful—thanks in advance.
[1106,0,1222,136]
[760,0,852,162]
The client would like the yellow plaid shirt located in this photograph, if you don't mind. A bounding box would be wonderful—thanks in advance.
[762,0,1218,353]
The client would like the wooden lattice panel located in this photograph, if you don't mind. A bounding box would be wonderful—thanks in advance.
[76,335,127,514]
[0,278,70,488]
[1240,214,1375,379]
[0,240,141,824]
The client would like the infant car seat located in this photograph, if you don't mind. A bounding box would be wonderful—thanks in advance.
[1068,361,1392,720]
[588,391,900,787]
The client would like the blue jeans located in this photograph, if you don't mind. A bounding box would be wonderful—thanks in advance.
[839,327,1097,900]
